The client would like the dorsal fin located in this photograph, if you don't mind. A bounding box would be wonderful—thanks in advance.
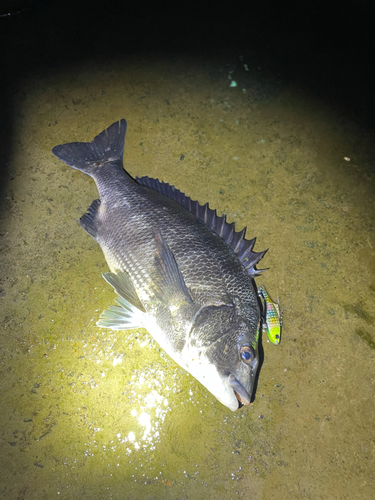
[136,176,268,277]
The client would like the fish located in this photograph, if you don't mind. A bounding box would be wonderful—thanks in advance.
[258,285,282,345]
[52,119,268,411]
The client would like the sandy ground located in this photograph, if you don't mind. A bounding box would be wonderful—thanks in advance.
[1,3,374,500]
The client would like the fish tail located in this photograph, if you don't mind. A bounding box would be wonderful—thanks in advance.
[52,119,127,175]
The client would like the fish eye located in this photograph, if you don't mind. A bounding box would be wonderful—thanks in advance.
[240,345,255,363]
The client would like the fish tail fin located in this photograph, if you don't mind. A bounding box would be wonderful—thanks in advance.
[52,119,127,175]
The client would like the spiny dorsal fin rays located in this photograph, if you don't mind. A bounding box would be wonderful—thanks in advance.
[237,237,256,262]
[243,248,269,277]
[136,176,268,276]
[216,214,226,237]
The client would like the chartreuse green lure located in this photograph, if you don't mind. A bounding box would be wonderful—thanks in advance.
[258,286,282,345]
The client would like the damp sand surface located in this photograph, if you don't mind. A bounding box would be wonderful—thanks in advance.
[0,51,374,499]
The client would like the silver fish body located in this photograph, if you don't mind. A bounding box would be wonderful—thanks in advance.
[52,120,267,411]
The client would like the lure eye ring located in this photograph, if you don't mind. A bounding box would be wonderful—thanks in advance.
[240,345,255,363]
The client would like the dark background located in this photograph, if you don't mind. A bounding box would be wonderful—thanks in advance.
[1,0,374,181]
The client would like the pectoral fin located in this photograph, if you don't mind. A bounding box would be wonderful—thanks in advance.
[152,230,194,308]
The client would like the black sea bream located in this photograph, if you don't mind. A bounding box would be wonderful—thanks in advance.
[52,120,268,411]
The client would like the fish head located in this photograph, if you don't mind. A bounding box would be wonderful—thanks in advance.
[184,304,260,411]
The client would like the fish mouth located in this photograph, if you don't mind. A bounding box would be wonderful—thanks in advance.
[228,374,251,407]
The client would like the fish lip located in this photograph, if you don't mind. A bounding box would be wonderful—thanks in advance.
[228,374,251,407]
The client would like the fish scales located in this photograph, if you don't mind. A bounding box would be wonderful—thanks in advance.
[52,119,269,411]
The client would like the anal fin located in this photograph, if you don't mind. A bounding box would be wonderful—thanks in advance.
[79,199,101,238]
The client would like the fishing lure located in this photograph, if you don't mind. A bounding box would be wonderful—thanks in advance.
[258,285,282,345]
